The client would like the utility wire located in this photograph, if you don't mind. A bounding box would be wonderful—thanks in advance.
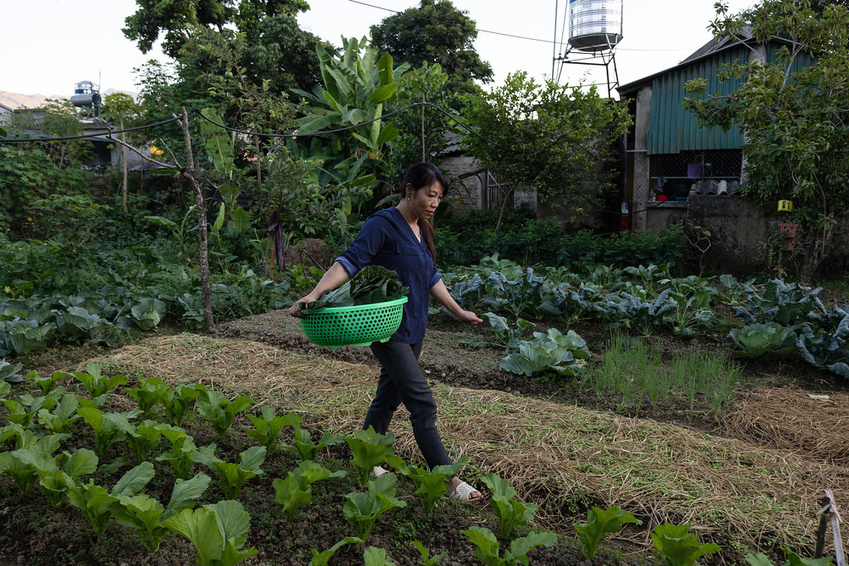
[0,101,512,153]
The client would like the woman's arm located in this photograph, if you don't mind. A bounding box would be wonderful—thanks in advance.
[429,279,482,324]
[288,261,351,318]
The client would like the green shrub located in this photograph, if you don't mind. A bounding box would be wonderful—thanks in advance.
[436,209,690,272]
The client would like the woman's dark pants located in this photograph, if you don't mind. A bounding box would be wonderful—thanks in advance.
[365,340,452,469]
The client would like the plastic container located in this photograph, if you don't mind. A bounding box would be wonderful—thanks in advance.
[299,297,408,348]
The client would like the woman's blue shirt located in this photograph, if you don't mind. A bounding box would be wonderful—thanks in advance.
[334,207,440,344]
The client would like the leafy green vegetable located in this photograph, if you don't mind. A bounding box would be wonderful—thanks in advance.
[462,526,557,565]
[246,405,300,455]
[0,360,23,384]
[64,462,155,535]
[733,279,824,328]
[191,444,266,499]
[36,392,79,433]
[162,499,259,566]
[27,370,64,395]
[796,310,849,378]
[70,363,128,399]
[163,383,204,427]
[346,426,397,488]
[728,322,797,359]
[745,549,834,566]
[499,328,590,378]
[403,457,468,515]
[195,389,255,440]
[411,540,447,566]
[299,266,407,314]
[290,417,344,461]
[308,537,364,566]
[343,473,407,539]
[273,460,347,520]
[111,472,211,551]
[156,426,198,479]
[129,298,167,331]
[574,506,641,560]
[77,406,130,453]
[651,523,720,566]
[127,377,171,416]
[480,473,539,539]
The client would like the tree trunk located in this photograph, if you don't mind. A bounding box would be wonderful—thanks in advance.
[494,184,517,233]
[800,225,832,285]
[178,107,215,331]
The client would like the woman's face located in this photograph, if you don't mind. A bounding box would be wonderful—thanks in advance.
[407,181,444,220]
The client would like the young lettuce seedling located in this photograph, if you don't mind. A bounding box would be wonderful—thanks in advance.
[343,473,407,539]
[651,523,720,566]
[345,426,397,488]
[462,526,557,565]
[574,506,641,560]
[195,389,255,440]
[246,405,301,455]
[190,444,266,499]
[162,499,258,566]
[272,460,347,520]
[480,472,539,540]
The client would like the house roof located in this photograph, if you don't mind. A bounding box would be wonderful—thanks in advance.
[618,27,755,95]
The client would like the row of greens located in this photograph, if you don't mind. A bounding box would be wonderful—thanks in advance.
[0,364,550,564]
[1,365,828,565]
[443,255,849,380]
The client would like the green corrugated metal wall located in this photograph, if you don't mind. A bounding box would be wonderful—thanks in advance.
[646,43,816,155]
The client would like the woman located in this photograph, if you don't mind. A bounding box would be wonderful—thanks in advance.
[289,162,482,501]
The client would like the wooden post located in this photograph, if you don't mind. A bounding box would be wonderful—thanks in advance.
[816,489,845,566]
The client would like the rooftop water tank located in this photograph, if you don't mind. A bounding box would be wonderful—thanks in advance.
[71,81,101,108]
[568,0,624,52]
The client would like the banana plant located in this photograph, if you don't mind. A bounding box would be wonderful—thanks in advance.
[291,36,410,209]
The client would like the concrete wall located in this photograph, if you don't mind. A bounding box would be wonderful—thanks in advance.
[686,195,849,277]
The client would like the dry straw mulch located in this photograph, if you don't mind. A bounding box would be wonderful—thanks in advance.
[92,333,849,556]
[723,388,849,466]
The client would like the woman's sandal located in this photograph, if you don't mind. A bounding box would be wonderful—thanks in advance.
[447,481,482,501]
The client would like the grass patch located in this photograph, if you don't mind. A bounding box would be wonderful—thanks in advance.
[581,332,743,414]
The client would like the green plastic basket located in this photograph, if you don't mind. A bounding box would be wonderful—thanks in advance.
[299,296,408,348]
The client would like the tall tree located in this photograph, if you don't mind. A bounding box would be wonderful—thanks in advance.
[685,0,849,282]
[370,0,493,99]
[101,92,141,213]
[123,0,309,58]
[461,72,631,231]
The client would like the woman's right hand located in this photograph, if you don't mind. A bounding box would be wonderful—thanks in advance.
[289,296,314,318]
[288,262,351,319]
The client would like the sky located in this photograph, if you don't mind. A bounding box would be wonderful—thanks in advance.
[0,0,756,100]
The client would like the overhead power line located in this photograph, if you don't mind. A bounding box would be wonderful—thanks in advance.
[0,102,511,151]
[347,0,700,53]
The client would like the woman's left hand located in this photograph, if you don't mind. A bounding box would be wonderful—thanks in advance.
[455,310,483,325]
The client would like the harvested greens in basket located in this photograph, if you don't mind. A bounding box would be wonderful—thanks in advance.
[299,266,409,315]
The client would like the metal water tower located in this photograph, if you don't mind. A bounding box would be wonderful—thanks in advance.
[553,0,623,97]
[568,0,623,52]
[70,80,101,117]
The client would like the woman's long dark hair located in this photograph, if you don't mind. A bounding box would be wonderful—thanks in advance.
[401,162,447,263]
